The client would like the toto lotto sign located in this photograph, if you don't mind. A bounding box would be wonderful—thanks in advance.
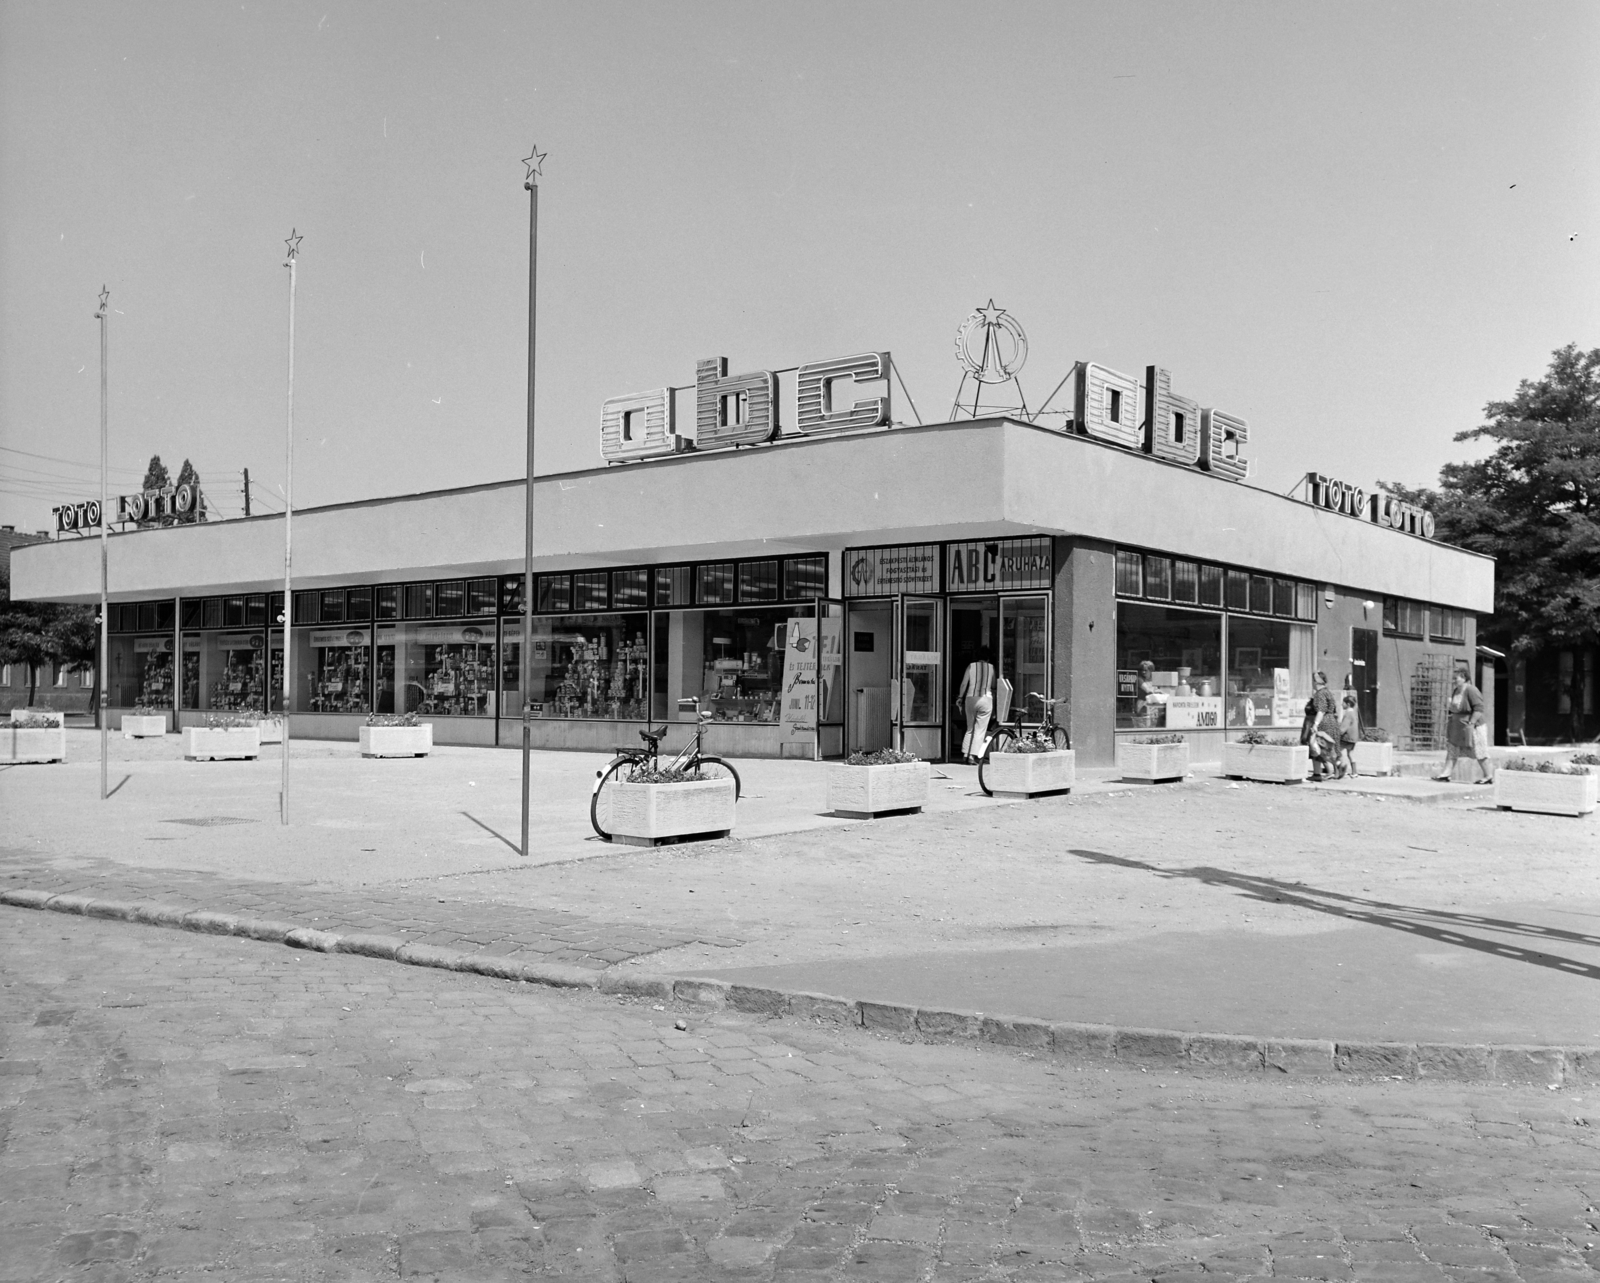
[53,484,201,533]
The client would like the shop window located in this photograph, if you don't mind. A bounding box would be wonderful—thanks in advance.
[375,586,399,620]
[383,620,497,717]
[1431,606,1464,643]
[1248,575,1272,614]
[404,583,434,620]
[499,576,524,616]
[654,566,692,607]
[698,563,735,605]
[220,596,242,627]
[246,594,268,626]
[1227,617,1316,730]
[506,613,649,721]
[347,587,373,622]
[1199,564,1224,608]
[291,626,373,714]
[1172,561,1199,604]
[1114,549,1143,596]
[1295,583,1317,621]
[1384,597,1424,637]
[269,593,285,627]
[612,568,649,609]
[293,591,318,625]
[199,598,221,629]
[136,603,157,632]
[435,581,465,618]
[320,590,345,623]
[180,599,203,629]
[1272,579,1295,618]
[536,575,571,613]
[783,555,827,600]
[466,578,496,616]
[574,573,608,612]
[1143,557,1172,601]
[1225,570,1249,612]
[1115,603,1222,730]
[204,632,275,712]
[155,601,175,631]
[739,560,779,603]
[684,606,795,723]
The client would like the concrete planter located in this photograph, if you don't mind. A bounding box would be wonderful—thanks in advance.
[255,716,284,744]
[609,777,736,845]
[121,713,168,738]
[1117,739,1189,783]
[1354,740,1394,776]
[359,724,433,758]
[983,749,1075,798]
[1493,770,1598,818]
[2,725,66,763]
[829,760,930,818]
[183,726,261,761]
[1222,742,1309,784]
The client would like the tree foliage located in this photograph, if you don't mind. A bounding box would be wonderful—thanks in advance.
[1387,344,1599,658]
[0,600,95,709]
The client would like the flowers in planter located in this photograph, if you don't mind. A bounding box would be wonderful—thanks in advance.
[1360,726,1391,742]
[1500,757,1589,776]
[996,737,1056,754]
[11,713,59,729]
[131,704,167,716]
[365,713,420,727]
[1127,734,1185,745]
[626,764,705,783]
[844,748,921,766]
[1571,751,1600,766]
[202,713,258,729]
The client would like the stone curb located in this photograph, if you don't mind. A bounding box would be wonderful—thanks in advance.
[3,891,1593,1086]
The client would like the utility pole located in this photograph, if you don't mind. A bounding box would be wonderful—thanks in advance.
[520,146,545,858]
[281,229,301,825]
[242,467,252,517]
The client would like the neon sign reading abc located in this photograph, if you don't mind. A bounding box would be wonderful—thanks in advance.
[53,484,200,533]
[600,352,1252,483]
[1305,472,1436,539]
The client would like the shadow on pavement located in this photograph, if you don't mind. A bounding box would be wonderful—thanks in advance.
[1067,847,1600,981]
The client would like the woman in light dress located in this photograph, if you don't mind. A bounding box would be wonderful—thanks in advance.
[1437,666,1493,783]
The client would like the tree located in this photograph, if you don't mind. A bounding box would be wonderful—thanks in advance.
[49,606,101,724]
[1384,343,1599,736]
[175,457,204,524]
[0,602,59,708]
[142,454,170,492]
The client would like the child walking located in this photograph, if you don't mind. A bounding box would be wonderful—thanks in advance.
[1337,692,1360,778]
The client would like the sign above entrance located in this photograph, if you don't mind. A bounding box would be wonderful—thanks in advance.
[947,538,1053,592]
[845,545,938,597]
[601,351,893,463]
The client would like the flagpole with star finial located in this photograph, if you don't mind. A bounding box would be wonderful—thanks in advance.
[520,146,544,859]
[96,285,110,800]
[281,229,301,826]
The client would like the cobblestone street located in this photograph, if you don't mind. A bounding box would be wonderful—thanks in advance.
[3,910,1597,1282]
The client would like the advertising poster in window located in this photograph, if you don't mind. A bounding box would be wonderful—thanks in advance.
[1165,695,1223,729]
[779,616,818,752]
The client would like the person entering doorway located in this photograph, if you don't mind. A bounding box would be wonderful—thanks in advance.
[956,645,996,763]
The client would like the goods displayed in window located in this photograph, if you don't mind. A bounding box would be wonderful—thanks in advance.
[1116,605,1222,729]
[508,614,649,720]
[206,633,274,710]
[302,629,372,713]
[696,608,790,722]
[382,623,497,716]
[1227,619,1314,728]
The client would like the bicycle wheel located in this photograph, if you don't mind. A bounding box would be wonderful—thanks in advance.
[691,755,741,802]
[589,757,632,841]
[1048,725,1071,751]
[976,732,1013,797]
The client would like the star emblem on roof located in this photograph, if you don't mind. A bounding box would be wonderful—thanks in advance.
[96,285,109,316]
[522,146,547,186]
[976,299,1006,327]
[284,229,303,260]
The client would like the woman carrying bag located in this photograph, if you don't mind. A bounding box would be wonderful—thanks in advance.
[1302,670,1340,781]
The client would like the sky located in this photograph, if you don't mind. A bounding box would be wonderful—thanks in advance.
[2,1,1596,534]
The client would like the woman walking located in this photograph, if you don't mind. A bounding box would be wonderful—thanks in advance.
[1305,670,1340,781]
[957,645,997,763]
[1437,666,1494,783]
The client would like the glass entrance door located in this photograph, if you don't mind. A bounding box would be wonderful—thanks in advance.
[1351,627,1378,731]
[900,597,944,760]
[1000,595,1050,723]
[845,600,894,753]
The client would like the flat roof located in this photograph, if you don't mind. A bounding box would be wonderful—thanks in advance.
[14,416,1494,611]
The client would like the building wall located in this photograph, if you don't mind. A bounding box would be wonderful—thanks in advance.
[1054,538,1117,766]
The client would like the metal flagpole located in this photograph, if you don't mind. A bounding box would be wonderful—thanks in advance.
[520,146,544,858]
[96,286,109,799]
[282,230,301,825]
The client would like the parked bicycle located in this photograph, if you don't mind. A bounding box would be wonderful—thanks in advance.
[589,697,742,841]
[977,692,1070,797]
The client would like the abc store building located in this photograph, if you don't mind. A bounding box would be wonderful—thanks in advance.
[16,380,1492,765]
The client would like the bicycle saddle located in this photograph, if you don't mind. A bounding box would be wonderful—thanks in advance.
[640,725,667,744]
